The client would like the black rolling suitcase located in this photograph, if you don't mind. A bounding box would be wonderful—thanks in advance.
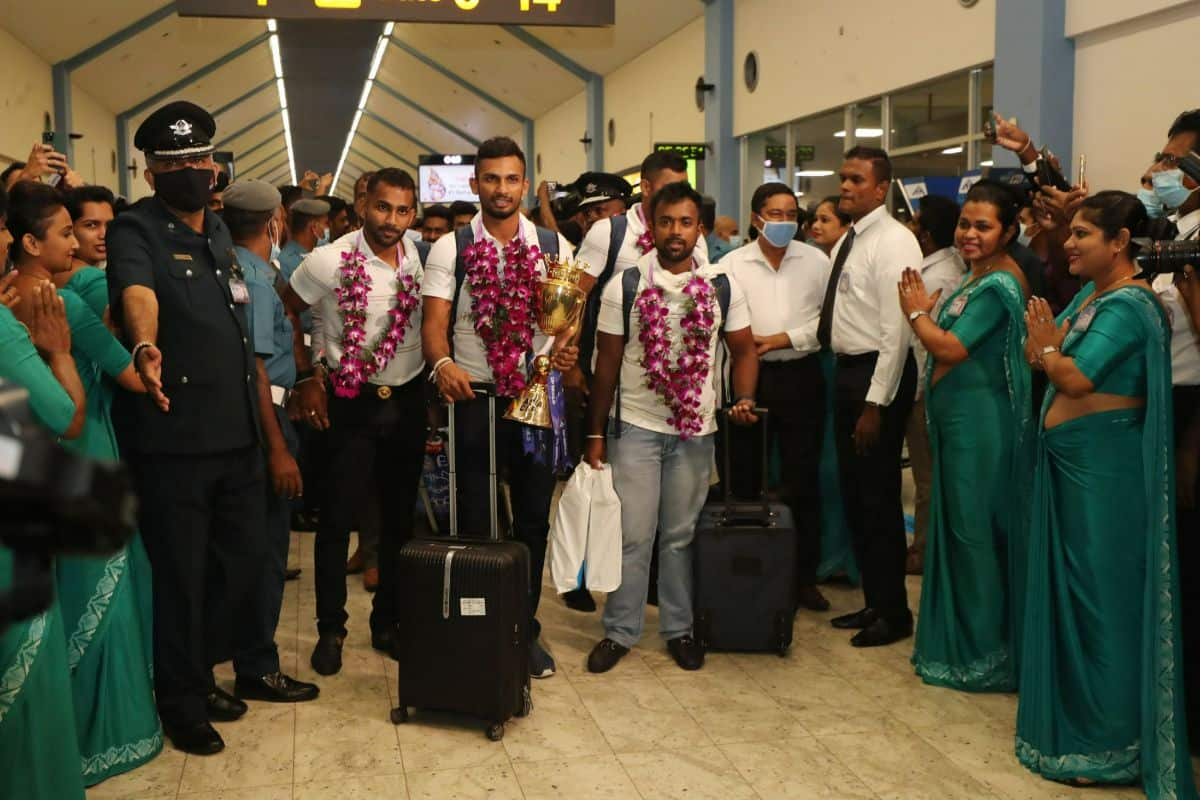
[391,386,531,741]
[693,409,798,655]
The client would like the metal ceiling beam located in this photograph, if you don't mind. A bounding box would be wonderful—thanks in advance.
[386,37,529,125]
[360,109,436,153]
[356,131,414,163]
[117,33,274,197]
[349,148,385,170]
[212,78,275,119]
[499,26,603,172]
[248,159,289,181]
[235,134,284,165]
[53,2,177,159]
[259,164,291,184]
[240,147,288,178]
[373,81,481,148]
[214,111,280,149]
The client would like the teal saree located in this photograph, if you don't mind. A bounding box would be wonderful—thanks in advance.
[911,270,1032,692]
[55,281,162,785]
[1016,285,1198,799]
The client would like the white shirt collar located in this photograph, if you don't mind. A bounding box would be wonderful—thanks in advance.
[921,246,960,271]
[851,204,889,235]
[746,238,805,268]
[471,212,537,246]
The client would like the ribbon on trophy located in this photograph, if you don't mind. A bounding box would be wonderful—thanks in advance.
[521,352,571,473]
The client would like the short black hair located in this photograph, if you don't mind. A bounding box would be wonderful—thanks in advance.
[450,200,477,218]
[476,137,526,174]
[221,205,274,243]
[917,194,960,250]
[1,162,26,187]
[641,151,688,182]
[279,185,302,209]
[422,204,452,224]
[700,198,716,232]
[818,195,852,226]
[7,180,66,263]
[1078,190,1150,254]
[65,185,116,221]
[964,179,1020,231]
[366,167,417,197]
[318,195,348,217]
[289,206,326,236]
[844,145,893,183]
[649,181,703,219]
[751,182,798,215]
[1168,109,1200,142]
[0,187,7,220]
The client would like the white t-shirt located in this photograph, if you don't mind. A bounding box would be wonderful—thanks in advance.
[289,230,425,386]
[597,253,751,437]
[422,213,573,387]
[579,203,709,281]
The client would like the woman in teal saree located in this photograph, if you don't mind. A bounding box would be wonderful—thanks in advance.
[899,180,1033,692]
[9,184,161,785]
[1019,191,1197,798]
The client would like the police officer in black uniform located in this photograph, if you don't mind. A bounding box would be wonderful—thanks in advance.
[107,101,267,756]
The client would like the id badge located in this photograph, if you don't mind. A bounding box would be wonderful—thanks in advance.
[1073,305,1097,332]
[949,294,968,317]
[229,278,251,304]
[838,272,851,293]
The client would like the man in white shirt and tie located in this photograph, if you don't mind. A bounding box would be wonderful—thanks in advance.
[903,195,967,575]
[793,146,923,647]
[724,182,833,612]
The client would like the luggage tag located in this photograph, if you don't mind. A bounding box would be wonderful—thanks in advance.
[838,272,851,293]
[1073,305,1097,332]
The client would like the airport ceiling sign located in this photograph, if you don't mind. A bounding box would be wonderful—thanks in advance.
[176,0,616,26]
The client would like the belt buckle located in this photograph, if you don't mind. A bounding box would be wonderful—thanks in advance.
[376,385,393,400]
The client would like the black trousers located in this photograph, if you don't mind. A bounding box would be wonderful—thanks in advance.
[452,395,556,639]
[1173,385,1200,745]
[833,351,916,623]
[314,378,426,637]
[728,355,825,585]
[134,445,267,727]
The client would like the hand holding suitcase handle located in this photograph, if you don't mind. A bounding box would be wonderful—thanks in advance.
[727,397,760,427]
[719,406,771,519]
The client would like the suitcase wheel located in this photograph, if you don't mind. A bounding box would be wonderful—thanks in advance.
[515,685,532,718]
[486,723,505,742]
[390,706,409,725]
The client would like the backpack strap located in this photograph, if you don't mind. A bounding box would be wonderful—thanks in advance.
[535,226,560,261]
[448,225,476,353]
[614,266,642,437]
[713,272,731,333]
[578,215,630,377]
[414,238,430,267]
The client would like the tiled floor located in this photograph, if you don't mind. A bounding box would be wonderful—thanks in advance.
[88,531,1200,800]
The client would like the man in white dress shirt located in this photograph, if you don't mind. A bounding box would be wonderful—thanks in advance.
[421,137,577,680]
[283,168,429,676]
[724,182,833,612]
[798,146,923,647]
[903,195,967,575]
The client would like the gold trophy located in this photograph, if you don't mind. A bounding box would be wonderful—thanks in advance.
[504,256,588,428]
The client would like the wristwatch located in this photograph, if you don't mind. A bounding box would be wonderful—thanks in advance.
[908,310,928,323]
[1040,345,1059,356]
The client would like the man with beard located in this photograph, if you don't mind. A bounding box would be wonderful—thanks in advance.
[422,137,577,679]
[582,180,759,674]
[283,168,428,676]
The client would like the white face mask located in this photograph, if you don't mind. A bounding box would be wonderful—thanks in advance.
[727,235,743,247]
[1017,223,1034,248]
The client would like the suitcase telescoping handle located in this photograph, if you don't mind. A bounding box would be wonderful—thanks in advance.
[719,406,771,519]
[446,382,500,542]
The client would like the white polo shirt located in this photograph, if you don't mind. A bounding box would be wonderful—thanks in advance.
[597,252,751,437]
[723,238,832,362]
[290,230,425,387]
[422,213,573,386]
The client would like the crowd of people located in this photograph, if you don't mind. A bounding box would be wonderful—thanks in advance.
[1,93,1199,800]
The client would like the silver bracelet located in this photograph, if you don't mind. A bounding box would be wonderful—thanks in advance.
[586,434,605,440]
[429,356,454,382]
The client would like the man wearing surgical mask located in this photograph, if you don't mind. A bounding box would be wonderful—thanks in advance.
[723,182,833,613]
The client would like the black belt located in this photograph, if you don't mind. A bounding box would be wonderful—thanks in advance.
[835,351,879,366]
[760,355,819,369]
[336,376,422,402]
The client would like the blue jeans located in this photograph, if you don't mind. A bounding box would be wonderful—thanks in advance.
[602,421,714,648]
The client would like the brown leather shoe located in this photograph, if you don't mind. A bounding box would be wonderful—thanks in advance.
[797,585,831,612]
[346,548,365,575]
[363,567,379,592]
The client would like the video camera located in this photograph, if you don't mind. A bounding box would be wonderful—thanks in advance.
[1132,150,1200,276]
[0,379,135,632]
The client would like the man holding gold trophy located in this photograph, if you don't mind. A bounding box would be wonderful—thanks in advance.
[421,137,578,679]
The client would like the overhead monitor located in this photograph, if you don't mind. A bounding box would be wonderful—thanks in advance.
[419,154,478,205]
[177,0,615,26]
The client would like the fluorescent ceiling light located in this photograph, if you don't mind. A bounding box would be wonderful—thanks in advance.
[833,128,883,139]
[358,80,373,109]
[266,22,295,184]
[981,160,994,167]
[267,18,277,32]
[368,36,389,81]
[383,21,395,37]
[334,22,391,189]
[941,146,964,155]
[276,78,288,109]
[795,169,835,177]
[269,34,283,77]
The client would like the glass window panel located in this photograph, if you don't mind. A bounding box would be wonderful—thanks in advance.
[891,73,970,149]
[789,108,844,205]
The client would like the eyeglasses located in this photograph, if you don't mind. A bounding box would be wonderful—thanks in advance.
[760,210,799,222]
[1153,153,1184,168]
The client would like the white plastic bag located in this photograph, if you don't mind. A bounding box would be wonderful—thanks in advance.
[549,462,623,594]
[583,464,622,592]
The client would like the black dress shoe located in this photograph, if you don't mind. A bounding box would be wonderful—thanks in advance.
[371,628,398,661]
[667,635,705,671]
[165,721,225,755]
[850,616,914,648]
[797,585,831,612]
[311,633,345,676]
[586,638,629,673]
[235,671,320,703]
[284,567,302,581]
[291,511,318,532]
[563,588,597,612]
[831,607,878,630]
[206,685,248,721]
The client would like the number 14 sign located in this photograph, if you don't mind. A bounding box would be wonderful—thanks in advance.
[179,0,616,26]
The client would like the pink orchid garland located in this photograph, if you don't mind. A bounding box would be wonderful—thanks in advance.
[635,260,717,439]
[462,234,543,397]
[330,244,421,399]
[635,204,654,255]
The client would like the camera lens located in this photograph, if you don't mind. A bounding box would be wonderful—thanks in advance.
[1133,239,1200,275]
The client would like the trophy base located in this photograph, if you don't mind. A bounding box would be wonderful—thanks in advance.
[504,381,553,429]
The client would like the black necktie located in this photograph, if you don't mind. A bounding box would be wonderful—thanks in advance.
[817,227,856,350]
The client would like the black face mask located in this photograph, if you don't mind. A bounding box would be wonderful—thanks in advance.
[155,167,213,213]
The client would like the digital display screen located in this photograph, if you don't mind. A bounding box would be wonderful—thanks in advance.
[419,163,478,204]
[176,0,615,26]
